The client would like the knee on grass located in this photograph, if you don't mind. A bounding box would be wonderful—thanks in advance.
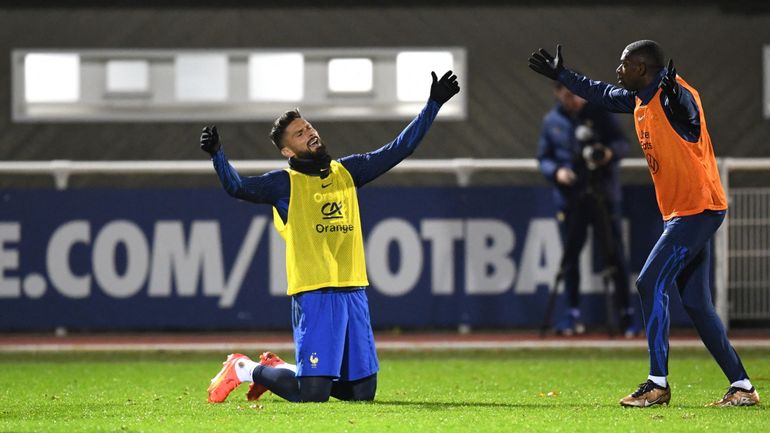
[332,374,377,401]
[299,376,333,402]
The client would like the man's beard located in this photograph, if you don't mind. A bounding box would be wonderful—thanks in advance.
[296,142,330,161]
[288,141,332,176]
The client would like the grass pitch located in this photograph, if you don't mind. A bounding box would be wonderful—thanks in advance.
[0,348,767,433]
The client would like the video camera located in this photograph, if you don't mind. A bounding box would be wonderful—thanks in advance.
[575,122,608,171]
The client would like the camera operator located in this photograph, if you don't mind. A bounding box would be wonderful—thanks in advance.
[537,82,638,336]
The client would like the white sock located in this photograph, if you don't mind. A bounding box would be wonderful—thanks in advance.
[731,379,753,391]
[648,375,667,388]
[235,359,257,383]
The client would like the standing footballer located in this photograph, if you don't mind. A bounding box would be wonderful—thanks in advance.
[203,71,459,403]
[529,40,759,407]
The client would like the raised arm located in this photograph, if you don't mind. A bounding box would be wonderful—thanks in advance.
[200,126,289,206]
[658,59,701,141]
[558,69,635,113]
[529,44,635,113]
[340,71,460,187]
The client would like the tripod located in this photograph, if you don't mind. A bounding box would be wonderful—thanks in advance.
[540,174,622,338]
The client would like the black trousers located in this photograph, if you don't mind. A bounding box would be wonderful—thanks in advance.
[558,192,631,313]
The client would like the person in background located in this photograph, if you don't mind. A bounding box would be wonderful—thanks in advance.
[537,80,637,337]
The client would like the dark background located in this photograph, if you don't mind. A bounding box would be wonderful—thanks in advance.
[1,0,769,187]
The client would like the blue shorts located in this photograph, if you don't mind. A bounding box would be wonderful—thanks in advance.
[291,287,379,381]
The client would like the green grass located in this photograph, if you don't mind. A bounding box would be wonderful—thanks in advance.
[0,348,767,433]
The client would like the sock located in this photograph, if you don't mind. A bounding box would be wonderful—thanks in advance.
[235,358,257,383]
[731,379,753,391]
[569,308,580,319]
[648,375,667,388]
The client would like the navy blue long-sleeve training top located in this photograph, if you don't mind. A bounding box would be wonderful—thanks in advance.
[557,67,701,143]
[537,101,629,210]
[211,99,441,223]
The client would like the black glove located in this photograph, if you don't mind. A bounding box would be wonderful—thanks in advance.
[528,44,564,80]
[659,59,679,100]
[430,70,460,105]
[659,59,690,122]
[200,125,221,155]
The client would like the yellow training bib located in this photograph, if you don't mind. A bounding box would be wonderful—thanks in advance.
[272,161,369,295]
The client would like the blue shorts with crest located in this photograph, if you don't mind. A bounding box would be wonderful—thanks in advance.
[291,287,379,381]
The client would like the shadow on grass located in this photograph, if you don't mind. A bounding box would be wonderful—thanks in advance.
[373,400,766,411]
[374,400,608,410]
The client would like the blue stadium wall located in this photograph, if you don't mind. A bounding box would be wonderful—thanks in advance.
[0,184,707,331]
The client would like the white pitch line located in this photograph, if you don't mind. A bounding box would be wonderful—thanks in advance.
[2,339,770,353]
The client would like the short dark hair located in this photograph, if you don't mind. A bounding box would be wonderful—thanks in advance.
[270,108,302,149]
[625,40,665,71]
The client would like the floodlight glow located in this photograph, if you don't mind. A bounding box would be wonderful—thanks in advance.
[249,53,304,101]
[396,51,454,102]
[106,60,149,93]
[175,54,228,101]
[328,58,373,93]
[24,53,80,103]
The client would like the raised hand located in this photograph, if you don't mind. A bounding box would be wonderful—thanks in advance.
[430,70,460,105]
[528,44,564,80]
[659,59,679,100]
[200,125,221,155]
